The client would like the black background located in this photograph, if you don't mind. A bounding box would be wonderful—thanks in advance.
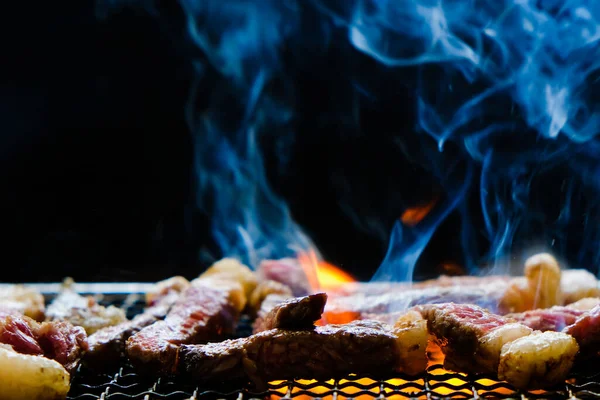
[1,2,569,282]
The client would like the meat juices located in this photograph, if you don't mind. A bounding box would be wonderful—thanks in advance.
[253,293,327,333]
[178,320,424,387]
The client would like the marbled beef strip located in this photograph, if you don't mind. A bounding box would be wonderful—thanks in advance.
[178,320,419,388]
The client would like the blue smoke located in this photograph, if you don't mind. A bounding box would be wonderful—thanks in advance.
[98,0,600,277]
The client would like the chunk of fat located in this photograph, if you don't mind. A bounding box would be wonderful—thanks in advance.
[0,345,70,400]
[498,331,579,390]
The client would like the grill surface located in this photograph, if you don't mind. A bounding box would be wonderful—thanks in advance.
[34,285,600,400]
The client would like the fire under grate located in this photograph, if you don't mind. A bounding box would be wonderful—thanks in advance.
[66,361,600,400]
[28,284,600,400]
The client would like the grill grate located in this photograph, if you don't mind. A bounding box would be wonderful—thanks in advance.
[47,287,600,400]
[67,362,600,400]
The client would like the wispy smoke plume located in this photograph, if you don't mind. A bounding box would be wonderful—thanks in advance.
[98,0,600,277]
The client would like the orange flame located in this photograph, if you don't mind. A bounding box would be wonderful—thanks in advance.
[400,197,438,226]
[298,250,356,292]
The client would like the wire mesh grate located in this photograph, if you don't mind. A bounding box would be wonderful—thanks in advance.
[67,362,600,400]
[55,288,600,400]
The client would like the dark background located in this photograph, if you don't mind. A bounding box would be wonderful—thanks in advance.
[1,2,561,282]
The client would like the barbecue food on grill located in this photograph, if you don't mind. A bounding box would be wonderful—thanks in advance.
[248,280,293,316]
[85,276,187,368]
[253,293,327,333]
[392,310,429,375]
[202,258,258,300]
[0,344,71,400]
[0,284,45,321]
[561,269,600,305]
[498,331,579,389]
[416,303,532,374]
[325,253,562,321]
[127,279,242,374]
[126,260,254,375]
[417,302,580,389]
[257,258,311,296]
[145,276,190,306]
[46,279,126,334]
[508,307,587,332]
[564,304,600,360]
[506,298,600,332]
[0,312,88,374]
[498,253,562,313]
[178,319,427,387]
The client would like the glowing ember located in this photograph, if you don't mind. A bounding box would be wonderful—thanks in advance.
[298,250,356,292]
[400,198,438,226]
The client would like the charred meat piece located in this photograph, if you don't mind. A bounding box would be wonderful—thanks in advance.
[416,303,532,374]
[564,304,600,360]
[253,293,327,333]
[126,279,243,375]
[0,313,87,374]
[0,285,45,321]
[257,259,311,297]
[84,278,185,369]
[178,320,426,387]
[46,279,126,335]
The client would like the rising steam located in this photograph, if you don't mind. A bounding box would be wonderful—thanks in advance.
[98,0,600,277]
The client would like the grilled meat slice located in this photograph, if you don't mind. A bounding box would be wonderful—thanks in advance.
[0,313,87,374]
[508,307,586,332]
[506,298,599,332]
[416,303,532,374]
[564,304,600,360]
[84,279,185,369]
[257,259,311,297]
[36,320,88,374]
[253,293,327,333]
[498,331,578,389]
[126,279,242,375]
[178,320,426,387]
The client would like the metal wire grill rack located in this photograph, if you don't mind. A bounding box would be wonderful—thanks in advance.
[31,284,600,400]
